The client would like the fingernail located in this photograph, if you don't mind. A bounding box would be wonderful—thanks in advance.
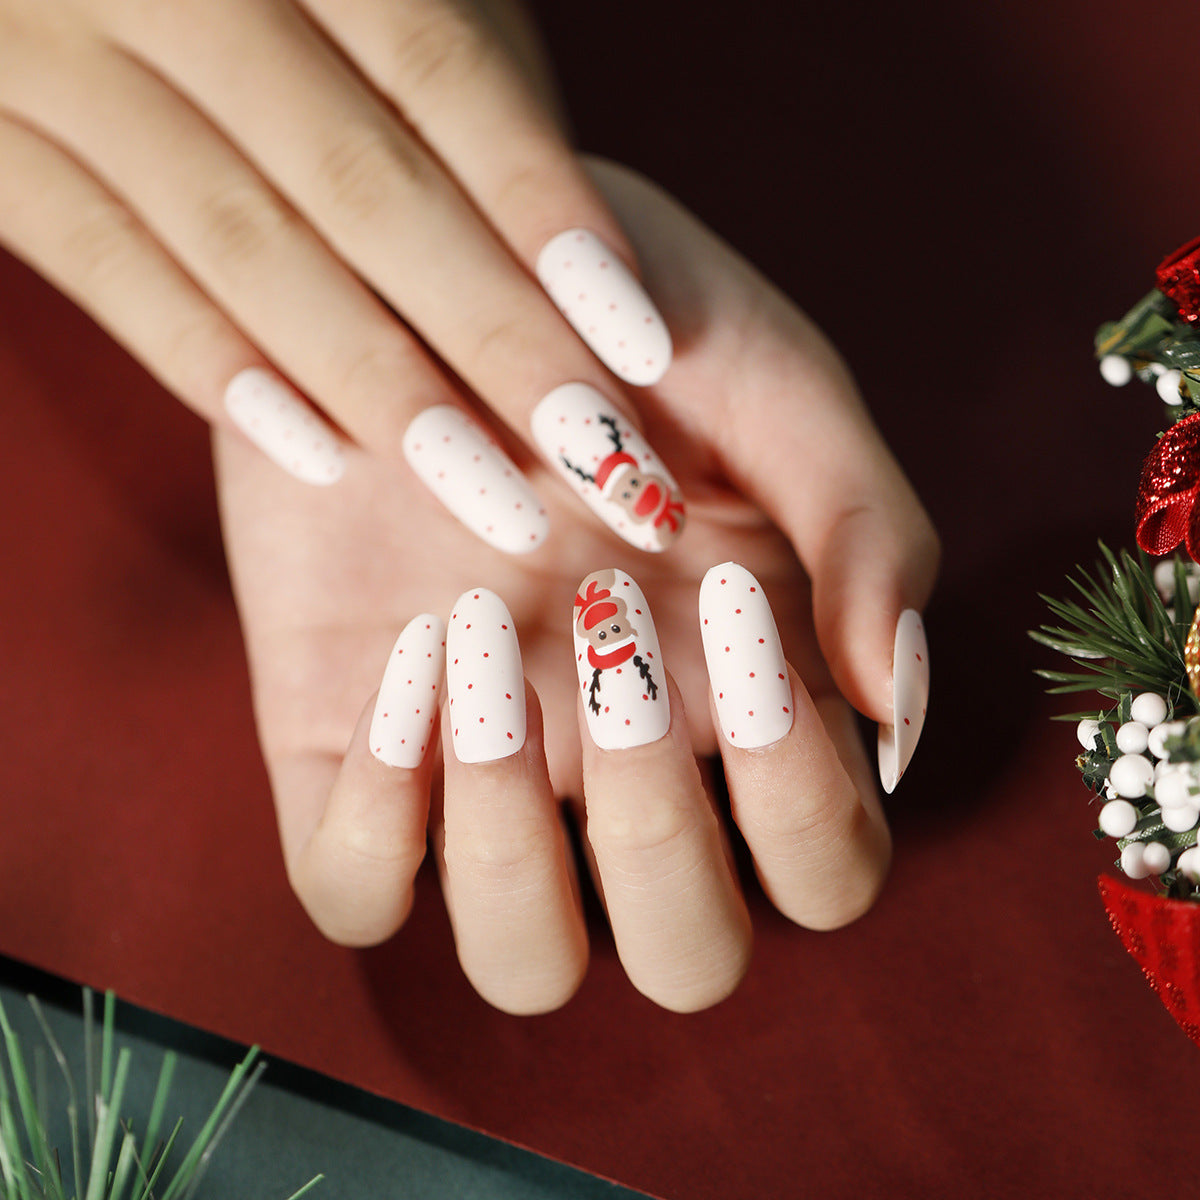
[403,405,548,554]
[698,563,793,750]
[446,589,526,763]
[537,229,672,387]
[531,383,686,552]
[224,366,346,485]
[573,568,670,749]
[369,614,447,769]
[878,609,929,794]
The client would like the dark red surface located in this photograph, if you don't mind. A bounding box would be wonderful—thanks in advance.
[3,2,1200,1197]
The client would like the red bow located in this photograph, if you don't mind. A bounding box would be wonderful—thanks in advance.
[1136,412,1200,561]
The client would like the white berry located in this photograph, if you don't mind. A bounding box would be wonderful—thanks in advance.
[1158,368,1185,404]
[1177,847,1200,881]
[1131,693,1169,728]
[1076,718,1102,750]
[1149,724,1176,759]
[1109,753,1155,798]
[1099,355,1133,386]
[1154,560,1179,598]
[1099,799,1138,838]
[1156,766,1193,809]
[1121,843,1152,879]
[1116,721,1150,754]
[1143,841,1172,873]
[1163,805,1200,832]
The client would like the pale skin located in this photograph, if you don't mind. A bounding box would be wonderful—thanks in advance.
[0,0,939,1012]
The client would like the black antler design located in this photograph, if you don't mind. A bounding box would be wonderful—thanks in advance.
[587,668,603,714]
[632,654,658,700]
[599,413,624,452]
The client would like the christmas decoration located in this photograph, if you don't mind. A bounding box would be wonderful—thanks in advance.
[1031,238,1200,1044]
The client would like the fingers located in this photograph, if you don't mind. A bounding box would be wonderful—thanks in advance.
[573,570,753,1011]
[439,589,588,1014]
[699,564,891,928]
[282,615,446,946]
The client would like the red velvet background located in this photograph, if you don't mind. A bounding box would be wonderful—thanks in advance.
[1,2,1196,1196]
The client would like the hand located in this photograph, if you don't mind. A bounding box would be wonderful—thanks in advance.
[215,160,940,1014]
[0,0,679,552]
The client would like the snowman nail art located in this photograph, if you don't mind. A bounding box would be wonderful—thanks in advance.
[531,383,685,552]
[446,589,526,763]
[536,229,672,387]
[572,569,670,750]
[369,614,446,769]
[698,564,793,750]
[403,405,548,554]
[224,367,346,485]
[877,609,930,794]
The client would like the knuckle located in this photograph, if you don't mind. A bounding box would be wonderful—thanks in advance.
[587,797,703,864]
[195,183,294,272]
[61,199,145,288]
[317,126,423,223]
[444,822,539,878]
[389,6,489,92]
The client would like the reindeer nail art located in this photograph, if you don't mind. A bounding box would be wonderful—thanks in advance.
[531,383,686,552]
[877,609,930,794]
[447,589,526,764]
[698,564,793,750]
[224,367,346,485]
[403,405,548,554]
[536,229,672,387]
[572,569,670,750]
[369,614,446,769]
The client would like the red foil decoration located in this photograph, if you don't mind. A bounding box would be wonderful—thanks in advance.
[1157,235,1200,325]
[1135,411,1200,561]
[1099,875,1200,1046]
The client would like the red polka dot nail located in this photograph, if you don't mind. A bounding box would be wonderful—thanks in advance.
[878,609,930,794]
[369,614,446,769]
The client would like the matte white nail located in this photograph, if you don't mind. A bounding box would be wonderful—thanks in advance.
[878,609,929,794]
[537,229,672,387]
[573,569,669,749]
[223,367,345,485]
[699,563,793,749]
[369,614,447,769]
[531,382,686,552]
[403,405,548,554]
[446,589,525,763]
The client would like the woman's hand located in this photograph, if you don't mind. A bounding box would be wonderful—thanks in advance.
[0,0,680,551]
[215,161,939,1014]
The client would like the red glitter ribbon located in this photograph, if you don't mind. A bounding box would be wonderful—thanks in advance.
[1099,875,1200,1047]
[1157,235,1200,325]
[1135,412,1200,561]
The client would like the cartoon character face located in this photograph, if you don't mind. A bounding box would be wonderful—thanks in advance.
[574,570,639,649]
[584,613,635,650]
[606,463,667,526]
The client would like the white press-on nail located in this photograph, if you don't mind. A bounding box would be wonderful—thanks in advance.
[531,383,685,552]
[369,614,447,769]
[446,589,525,763]
[403,405,548,554]
[699,563,793,749]
[878,609,929,794]
[573,568,670,749]
[223,367,345,485]
[537,229,672,387]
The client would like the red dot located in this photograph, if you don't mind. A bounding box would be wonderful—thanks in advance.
[501,623,508,630]
[505,693,512,700]
[400,738,406,745]
[720,578,726,585]
[383,712,389,718]
[748,710,754,716]
[467,684,473,690]
[703,618,708,625]
[479,717,485,723]
[724,646,731,653]
[718,692,724,699]
[473,593,480,599]
[624,718,631,725]
[749,672,755,678]
[750,586,756,593]
[916,653,923,661]
[483,652,490,658]
[616,667,622,674]
[758,638,765,644]
[778,673,786,680]
[604,706,610,713]
[642,694,648,701]
[735,608,742,614]
[904,717,911,726]
[507,732,514,739]
[782,707,789,714]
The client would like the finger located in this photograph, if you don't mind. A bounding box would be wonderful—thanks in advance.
[100,2,684,546]
[573,569,752,1012]
[2,44,556,548]
[298,0,673,384]
[441,588,587,1015]
[699,564,891,927]
[280,614,445,946]
[592,161,937,772]
[0,112,349,486]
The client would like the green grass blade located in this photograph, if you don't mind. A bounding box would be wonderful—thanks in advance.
[176,1060,267,1200]
[28,996,83,1199]
[139,1052,177,1174]
[84,1048,131,1200]
[0,994,55,1185]
[82,990,95,1158]
[108,1128,140,1200]
[283,1175,325,1200]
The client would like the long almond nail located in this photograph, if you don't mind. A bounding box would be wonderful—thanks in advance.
[537,229,672,387]
[403,405,548,554]
[369,614,446,769]
[699,563,793,750]
[878,609,929,794]
[446,589,525,763]
[224,366,345,485]
[531,383,685,552]
[573,569,669,749]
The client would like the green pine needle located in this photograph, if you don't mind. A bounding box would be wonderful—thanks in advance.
[1030,542,1199,713]
[0,991,322,1200]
